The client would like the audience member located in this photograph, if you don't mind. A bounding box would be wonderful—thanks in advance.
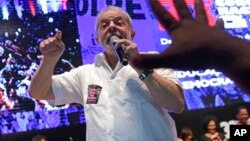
[200,116,227,141]
[133,0,250,94]
[31,134,48,141]
[235,106,250,125]
[178,127,196,141]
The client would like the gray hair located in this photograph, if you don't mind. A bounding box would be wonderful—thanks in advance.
[95,6,133,32]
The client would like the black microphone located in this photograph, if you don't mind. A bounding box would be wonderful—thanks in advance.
[109,36,128,66]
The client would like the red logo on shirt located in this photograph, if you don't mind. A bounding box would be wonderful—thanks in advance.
[87,84,102,104]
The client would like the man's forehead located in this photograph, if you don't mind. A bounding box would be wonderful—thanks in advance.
[99,16,122,23]
[240,109,248,113]
[99,9,126,20]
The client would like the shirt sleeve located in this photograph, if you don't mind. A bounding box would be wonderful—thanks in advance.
[155,68,183,87]
[50,68,83,106]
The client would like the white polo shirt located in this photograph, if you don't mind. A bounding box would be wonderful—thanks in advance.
[52,53,181,141]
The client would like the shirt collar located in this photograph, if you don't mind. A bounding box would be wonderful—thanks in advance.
[94,53,124,78]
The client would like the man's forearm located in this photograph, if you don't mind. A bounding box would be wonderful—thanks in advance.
[143,72,185,113]
[29,59,57,100]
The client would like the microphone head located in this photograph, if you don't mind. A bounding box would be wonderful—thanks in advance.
[109,35,128,66]
[109,36,120,45]
[121,58,128,65]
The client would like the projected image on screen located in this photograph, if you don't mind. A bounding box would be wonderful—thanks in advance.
[76,0,250,111]
[0,0,84,134]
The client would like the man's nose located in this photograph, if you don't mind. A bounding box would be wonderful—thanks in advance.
[108,21,117,32]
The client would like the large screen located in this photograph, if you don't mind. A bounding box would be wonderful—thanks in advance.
[0,0,84,134]
[76,0,250,110]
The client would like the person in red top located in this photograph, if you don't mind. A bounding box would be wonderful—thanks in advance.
[236,106,250,125]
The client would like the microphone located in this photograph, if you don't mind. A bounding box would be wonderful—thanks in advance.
[109,36,128,66]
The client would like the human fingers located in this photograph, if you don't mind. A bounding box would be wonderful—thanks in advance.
[133,45,213,70]
[54,31,62,40]
[39,37,58,54]
[194,0,208,24]
[132,53,171,70]
[149,0,178,33]
[214,18,225,30]
[113,39,131,50]
[54,38,65,52]
[114,39,139,58]
[124,42,138,57]
[173,0,193,20]
[48,37,58,51]
[53,31,65,51]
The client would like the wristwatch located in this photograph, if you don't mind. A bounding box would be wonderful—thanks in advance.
[139,70,154,81]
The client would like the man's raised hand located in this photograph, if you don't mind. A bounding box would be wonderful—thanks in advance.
[39,31,65,61]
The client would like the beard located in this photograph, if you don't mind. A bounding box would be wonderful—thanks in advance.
[100,31,132,53]
[101,32,122,48]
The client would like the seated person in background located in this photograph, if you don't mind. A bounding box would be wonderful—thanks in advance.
[133,0,250,94]
[178,127,196,141]
[200,116,228,141]
[235,106,250,125]
[31,134,47,141]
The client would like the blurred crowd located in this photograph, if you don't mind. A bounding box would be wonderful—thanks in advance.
[0,0,82,134]
[0,103,85,134]
[177,106,250,141]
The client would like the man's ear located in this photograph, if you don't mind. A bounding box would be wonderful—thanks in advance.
[131,29,136,39]
[95,36,99,43]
